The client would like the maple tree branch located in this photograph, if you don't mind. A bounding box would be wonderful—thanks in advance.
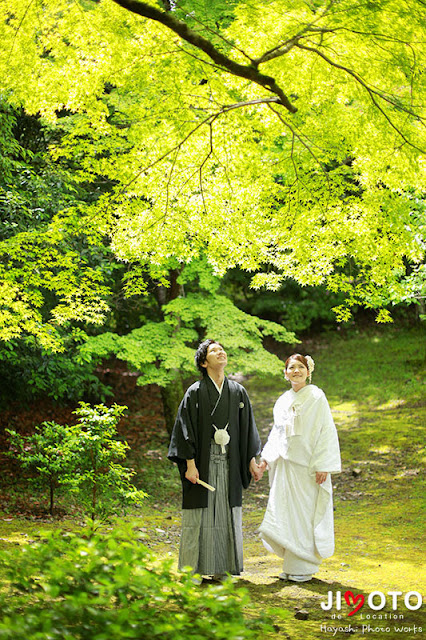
[107,0,297,113]
[296,42,424,123]
[268,104,331,196]
[199,124,214,216]
[113,97,281,199]
[187,13,255,64]
[7,0,36,63]
[252,0,337,67]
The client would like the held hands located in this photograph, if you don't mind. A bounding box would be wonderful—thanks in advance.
[187,457,271,484]
[251,464,328,484]
[249,458,267,482]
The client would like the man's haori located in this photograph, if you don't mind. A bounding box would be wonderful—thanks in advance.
[168,376,261,509]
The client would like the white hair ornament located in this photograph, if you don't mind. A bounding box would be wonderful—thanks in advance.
[305,355,315,381]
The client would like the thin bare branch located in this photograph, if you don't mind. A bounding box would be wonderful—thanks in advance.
[367,91,424,152]
[252,34,304,65]
[116,112,216,195]
[116,97,282,195]
[296,41,426,151]
[7,0,36,63]
[289,130,301,208]
[269,103,331,189]
[253,19,335,64]
[296,42,423,122]
[187,13,255,64]
[252,0,336,66]
[164,146,180,221]
[199,124,214,216]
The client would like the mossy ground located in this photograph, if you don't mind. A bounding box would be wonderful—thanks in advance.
[0,327,424,639]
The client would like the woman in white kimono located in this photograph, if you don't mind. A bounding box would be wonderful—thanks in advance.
[258,354,341,582]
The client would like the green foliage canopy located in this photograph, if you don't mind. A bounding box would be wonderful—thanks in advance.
[0,0,425,344]
[82,262,298,386]
[0,100,115,349]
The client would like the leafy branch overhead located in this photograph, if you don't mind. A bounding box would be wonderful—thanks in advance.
[82,286,298,387]
[110,0,298,113]
[0,0,425,345]
[110,0,424,140]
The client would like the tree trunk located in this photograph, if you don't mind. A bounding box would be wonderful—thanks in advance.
[161,375,184,435]
[49,478,54,516]
[92,479,97,522]
[155,268,186,435]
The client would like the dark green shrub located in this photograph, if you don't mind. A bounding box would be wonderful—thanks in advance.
[0,331,112,409]
[6,403,146,521]
[6,420,76,515]
[0,527,273,640]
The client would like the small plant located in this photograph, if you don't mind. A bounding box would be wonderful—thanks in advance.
[0,527,274,640]
[6,421,76,515]
[7,402,146,522]
[67,402,147,523]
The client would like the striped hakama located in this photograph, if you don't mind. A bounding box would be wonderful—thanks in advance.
[178,442,243,576]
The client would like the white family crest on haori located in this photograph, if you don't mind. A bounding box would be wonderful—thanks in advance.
[213,423,230,453]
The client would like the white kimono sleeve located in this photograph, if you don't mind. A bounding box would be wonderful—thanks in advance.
[310,397,341,473]
[260,425,281,465]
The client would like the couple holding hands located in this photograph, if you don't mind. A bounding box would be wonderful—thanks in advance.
[168,339,341,583]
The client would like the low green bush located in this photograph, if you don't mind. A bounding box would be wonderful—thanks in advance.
[0,527,272,640]
[6,403,147,521]
[6,420,76,515]
[66,403,147,523]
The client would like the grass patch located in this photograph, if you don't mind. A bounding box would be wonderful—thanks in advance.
[312,326,425,407]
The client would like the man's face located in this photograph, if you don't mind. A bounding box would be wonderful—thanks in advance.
[202,342,228,370]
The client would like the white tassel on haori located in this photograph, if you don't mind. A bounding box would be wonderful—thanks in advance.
[213,423,230,453]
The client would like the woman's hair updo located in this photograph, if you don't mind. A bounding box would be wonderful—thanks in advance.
[284,354,308,371]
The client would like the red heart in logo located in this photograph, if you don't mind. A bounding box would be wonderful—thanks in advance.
[344,590,365,616]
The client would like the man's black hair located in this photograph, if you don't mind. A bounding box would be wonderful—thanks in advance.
[194,338,218,376]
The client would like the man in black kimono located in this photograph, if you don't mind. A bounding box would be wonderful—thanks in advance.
[168,339,261,579]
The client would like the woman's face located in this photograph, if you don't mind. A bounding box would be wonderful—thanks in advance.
[285,358,308,389]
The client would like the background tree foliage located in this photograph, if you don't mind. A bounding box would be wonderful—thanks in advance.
[0,0,424,417]
[1,1,425,326]
[0,98,115,349]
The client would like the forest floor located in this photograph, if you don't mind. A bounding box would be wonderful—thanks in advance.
[0,326,425,640]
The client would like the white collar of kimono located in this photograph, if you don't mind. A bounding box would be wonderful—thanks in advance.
[275,385,313,437]
[208,375,224,395]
